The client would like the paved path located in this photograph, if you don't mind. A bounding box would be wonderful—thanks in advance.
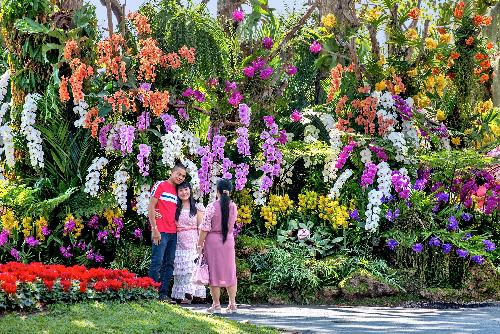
[184,304,500,333]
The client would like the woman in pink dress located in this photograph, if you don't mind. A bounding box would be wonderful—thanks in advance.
[171,181,206,303]
[197,179,238,314]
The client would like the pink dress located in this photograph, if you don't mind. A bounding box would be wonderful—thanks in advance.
[200,200,238,287]
[171,208,206,299]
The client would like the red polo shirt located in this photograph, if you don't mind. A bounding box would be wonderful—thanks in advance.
[151,180,177,233]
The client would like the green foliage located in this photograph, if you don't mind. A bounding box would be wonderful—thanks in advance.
[111,243,151,277]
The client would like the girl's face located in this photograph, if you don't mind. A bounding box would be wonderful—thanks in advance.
[177,186,191,200]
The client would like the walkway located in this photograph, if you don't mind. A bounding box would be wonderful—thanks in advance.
[184,304,500,333]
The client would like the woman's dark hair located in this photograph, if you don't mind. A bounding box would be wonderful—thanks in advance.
[175,181,197,221]
[217,179,233,243]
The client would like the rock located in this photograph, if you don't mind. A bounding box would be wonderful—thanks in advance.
[339,269,399,300]
[316,286,341,302]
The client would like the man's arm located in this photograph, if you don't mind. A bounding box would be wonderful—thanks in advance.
[148,196,161,245]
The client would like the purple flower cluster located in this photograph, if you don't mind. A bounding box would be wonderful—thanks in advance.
[349,209,360,221]
[86,248,104,262]
[360,162,378,188]
[386,239,399,250]
[10,248,20,261]
[133,228,143,240]
[41,225,51,237]
[259,117,283,193]
[335,141,357,169]
[260,67,274,80]
[137,144,151,176]
[428,236,441,247]
[119,125,135,156]
[285,65,297,76]
[471,255,484,265]
[236,127,251,157]
[369,145,388,161]
[413,168,431,190]
[310,40,322,53]
[461,213,472,221]
[435,192,449,202]
[87,215,99,229]
[456,248,469,258]
[97,230,108,244]
[60,245,72,258]
[136,111,150,131]
[177,107,189,121]
[160,114,176,132]
[243,66,255,77]
[238,103,251,127]
[25,236,40,247]
[442,243,452,254]
[64,219,76,235]
[198,135,227,194]
[391,171,411,199]
[392,95,413,120]
[262,37,273,49]
[0,229,10,246]
[232,9,245,22]
[235,163,250,191]
[483,240,496,252]
[290,110,302,122]
[222,158,235,179]
[385,208,400,222]
[412,243,424,253]
[447,216,459,231]
[112,217,124,239]
[99,124,113,149]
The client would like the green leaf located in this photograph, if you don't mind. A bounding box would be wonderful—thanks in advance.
[42,43,63,63]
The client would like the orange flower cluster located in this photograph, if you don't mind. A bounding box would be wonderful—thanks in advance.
[83,107,103,138]
[473,54,492,84]
[472,15,492,26]
[352,96,378,135]
[454,1,464,19]
[97,34,127,82]
[104,90,133,114]
[178,46,196,64]
[142,90,170,117]
[486,42,494,50]
[327,64,343,103]
[408,7,420,20]
[377,114,395,136]
[450,51,460,59]
[69,59,94,103]
[465,36,474,45]
[59,76,70,102]
[386,74,406,95]
[137,38,164,82]
[162,52,182,69]
[127,12,151,35]
[335,95,348,115]
[64,40,79,60]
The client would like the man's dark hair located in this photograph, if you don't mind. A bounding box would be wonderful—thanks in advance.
[172,162,186,172]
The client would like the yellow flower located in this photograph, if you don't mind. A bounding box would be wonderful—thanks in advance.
[298,191,318,212]
[413,92,431,108]
[260,206,277,230]
[1,209,19,232]
[464,128,472,136]
[439,33,452,44]
[407,68,418,77]
[405,28,419,41]
[474,100,493,115]
[366,7,382,22]
[22,216,32,237]
[35,216,49,240]
[377,56,386,67]
[490,122,500,136]
[451,137,461,146]
[425,76,435,91]
[375,80,387,91]
[321,13,337,28]
[425,38,438,50]
[436,109,446,121]
[237,205,252,225]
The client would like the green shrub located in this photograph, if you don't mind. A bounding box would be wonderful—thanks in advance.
[111,243,151,277]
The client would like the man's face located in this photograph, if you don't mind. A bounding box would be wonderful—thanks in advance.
[171,168,186,185]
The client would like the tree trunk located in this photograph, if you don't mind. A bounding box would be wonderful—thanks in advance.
[217,0,245,21]
[484,2,500,106]
[99,0,125,30]
[59,0,84,11]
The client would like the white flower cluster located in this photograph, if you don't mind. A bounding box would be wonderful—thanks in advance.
[278,164,294,187]
[0,70,10,102]
[304,155,320,168]
[304,124,320,143]
[182,158,202,200]
[161,124,184,168]
[387,131,408,162]
[113,170,130,210]
[319,114,335,130]
[84,157,109,196]
[73,99,89,128]
[328,168,353,199]
[252,177,267,206]
[360,147,372,164]
[402,120,419,151]
[376,161,392,197]
[21,93,44,168]
[365,189,382,231]
[183,130,201,155]
[136,184,151,216]
[322,126,342,183]
[0,103,9,123]
[0,124,15,168]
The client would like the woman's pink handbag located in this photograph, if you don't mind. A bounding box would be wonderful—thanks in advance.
[192,254,209,285]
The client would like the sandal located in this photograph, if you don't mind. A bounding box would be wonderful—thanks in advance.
[225,305,238,314]
[206,304,222,314]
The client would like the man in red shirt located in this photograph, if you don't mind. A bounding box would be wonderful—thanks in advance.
[148,163,187,302]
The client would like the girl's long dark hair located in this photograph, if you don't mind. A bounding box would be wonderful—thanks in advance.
[217,179,233,243]
[175,181,197,221]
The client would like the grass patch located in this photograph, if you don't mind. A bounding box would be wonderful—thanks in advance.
[0,300,278,334]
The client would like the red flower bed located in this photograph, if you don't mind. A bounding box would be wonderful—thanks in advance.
[0,262,160,310]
